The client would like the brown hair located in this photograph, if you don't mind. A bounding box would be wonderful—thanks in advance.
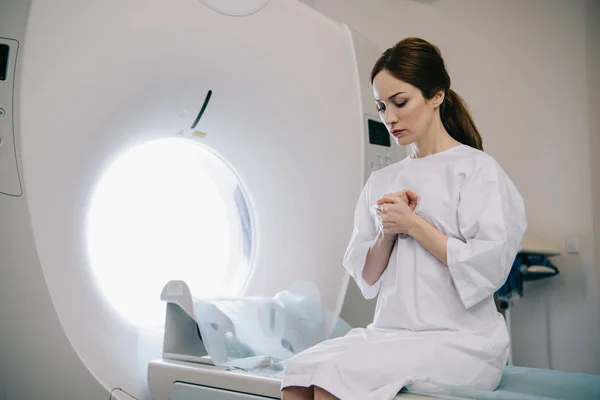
[371,37,483,151]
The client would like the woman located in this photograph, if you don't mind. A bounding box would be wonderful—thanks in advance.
[280,37,527,400]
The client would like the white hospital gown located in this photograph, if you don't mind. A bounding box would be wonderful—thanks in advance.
[281,144,527,399]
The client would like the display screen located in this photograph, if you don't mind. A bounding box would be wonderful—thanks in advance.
[0,44,9,81]
[368,118,391,147]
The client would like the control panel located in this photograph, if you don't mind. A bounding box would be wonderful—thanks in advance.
[363,114,405,182]
[0,37,22,196]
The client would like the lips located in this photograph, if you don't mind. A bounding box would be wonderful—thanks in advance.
[391,129,405,137]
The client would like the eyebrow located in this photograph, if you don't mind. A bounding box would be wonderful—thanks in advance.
[375,92,406,102]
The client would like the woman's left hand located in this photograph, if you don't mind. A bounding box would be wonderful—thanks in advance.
[376,193,420,235]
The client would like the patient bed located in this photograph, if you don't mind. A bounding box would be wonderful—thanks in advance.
[402,365,600,400]
[151,358,600,400]
[151,281,600,400]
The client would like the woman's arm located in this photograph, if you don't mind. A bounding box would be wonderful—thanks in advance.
[362,231,396,285]
[407,216,449,265]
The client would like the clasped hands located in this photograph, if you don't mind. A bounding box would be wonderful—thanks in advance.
[375,190,420,235]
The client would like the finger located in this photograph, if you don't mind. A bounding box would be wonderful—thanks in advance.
[378,193,402,204]
[376,197,395,206]
[406,191,418,209]
[391,191,409,202]
[406,190,419,202]
[377,195,400,205]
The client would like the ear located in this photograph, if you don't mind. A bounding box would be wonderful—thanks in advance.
[431,89,445,109]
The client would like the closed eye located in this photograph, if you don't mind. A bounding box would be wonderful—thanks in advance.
[376,100,407,113]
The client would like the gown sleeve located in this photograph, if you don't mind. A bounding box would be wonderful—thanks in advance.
[342,176,383,300]
[446,159,527,309]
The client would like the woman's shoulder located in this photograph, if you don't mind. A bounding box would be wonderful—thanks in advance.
[453,144,494,162]
[451,145,505,178]
[451,146,523,200]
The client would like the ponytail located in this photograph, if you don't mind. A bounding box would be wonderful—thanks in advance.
[440,89,483,151]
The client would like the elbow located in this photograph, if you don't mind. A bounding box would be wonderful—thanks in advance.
[360,276,381,300]
[459,282,498,310]
[365,278,378,287]
[459,263,510,310]
[362,270,378,287]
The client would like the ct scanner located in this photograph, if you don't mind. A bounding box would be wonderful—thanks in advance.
[0,0,410,399]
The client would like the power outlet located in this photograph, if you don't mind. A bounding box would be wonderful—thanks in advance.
[566,237,581,254]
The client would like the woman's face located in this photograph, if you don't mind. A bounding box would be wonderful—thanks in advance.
[372,69,442,146]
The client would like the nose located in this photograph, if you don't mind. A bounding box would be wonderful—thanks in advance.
[383,108,398,127]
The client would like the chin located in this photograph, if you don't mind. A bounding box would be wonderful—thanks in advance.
[395,135,415,147]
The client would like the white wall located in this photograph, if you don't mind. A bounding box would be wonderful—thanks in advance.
[321,0,600,374]
[587,0,600,344]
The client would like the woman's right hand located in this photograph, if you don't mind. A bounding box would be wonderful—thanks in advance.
[392,190,418,211]
[374,189,418,236]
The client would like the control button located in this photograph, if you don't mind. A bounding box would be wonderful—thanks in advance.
[0,108,5,118]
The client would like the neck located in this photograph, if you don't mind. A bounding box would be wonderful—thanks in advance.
[410,118,460,158]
